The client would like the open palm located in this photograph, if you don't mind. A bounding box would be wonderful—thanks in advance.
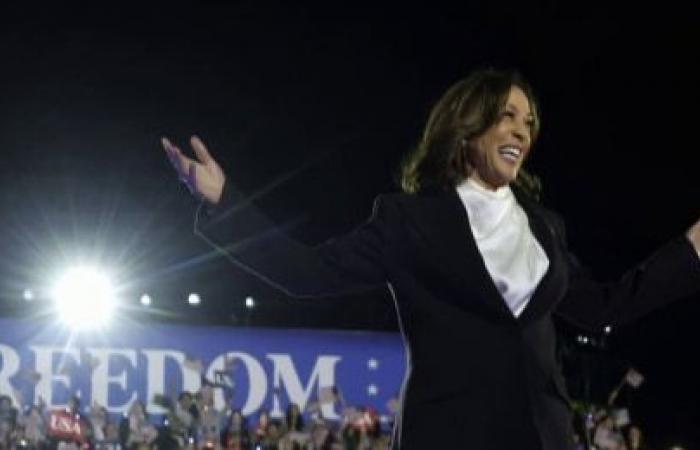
[162,135,226,204]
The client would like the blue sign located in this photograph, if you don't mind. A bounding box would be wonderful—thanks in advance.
[0,318,405,422]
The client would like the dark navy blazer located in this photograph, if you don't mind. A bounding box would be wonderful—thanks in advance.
[195,182,700,450]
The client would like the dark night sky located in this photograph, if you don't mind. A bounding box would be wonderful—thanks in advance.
[1,3,699,447]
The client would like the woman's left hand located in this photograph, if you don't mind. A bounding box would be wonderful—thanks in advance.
[686,218,700,256]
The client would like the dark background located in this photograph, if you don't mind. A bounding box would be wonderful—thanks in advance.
[1,3,698,448]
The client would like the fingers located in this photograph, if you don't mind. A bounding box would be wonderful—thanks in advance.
[162,136,207,197]
[185,162,198,195]
[161,136,193,175]
[162,136,181,168]
[685,218,700,256]
[190,135,213,165]
[161,136,179,156]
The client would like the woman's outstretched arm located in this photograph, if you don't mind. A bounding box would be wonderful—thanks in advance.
[162,135,393,298]
[553,212,700,332]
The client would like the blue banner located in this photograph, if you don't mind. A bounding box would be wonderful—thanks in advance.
[0,318,405,422]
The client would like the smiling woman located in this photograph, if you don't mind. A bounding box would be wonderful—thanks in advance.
[162,68,700,450]
[400,69,541,198]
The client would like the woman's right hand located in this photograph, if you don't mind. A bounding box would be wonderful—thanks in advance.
[162,135,226,205]
[686,217,700,258]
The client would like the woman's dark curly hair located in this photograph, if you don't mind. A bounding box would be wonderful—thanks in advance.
[400,68,542,198]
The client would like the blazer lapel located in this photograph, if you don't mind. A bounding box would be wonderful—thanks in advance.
[402,190,516,321]
[511,187,562,323]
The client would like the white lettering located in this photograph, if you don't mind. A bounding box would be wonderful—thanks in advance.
[30,346,81,409]
[87,348,137,414]
[267,354,341,419]
[142,349,200,414]
[0,344,21,405]
[206,352,267,416]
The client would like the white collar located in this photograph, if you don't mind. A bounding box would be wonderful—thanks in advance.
[457,176,512,200]
[454,176,550,318]
[455,177,515,239]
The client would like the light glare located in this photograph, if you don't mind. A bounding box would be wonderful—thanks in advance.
[52,267,115,330]
[188,293,201,305]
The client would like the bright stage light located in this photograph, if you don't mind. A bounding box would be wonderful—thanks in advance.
[140,294,152,306]
[188,293,201,306]
[51,267,116,330]
[23,289,34,301]
[245,296,255,309]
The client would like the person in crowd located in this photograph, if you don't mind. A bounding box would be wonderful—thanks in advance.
[308,416,334,450]
[88,404,108,444]
[278,403,309,450]
[0,395,18,449]
[169,392,197,448]
[593,415,626,450]
[251,410,271,449]
[100,422,122,450]
[261,419,283,450]
[196,389,222,450]
[283,405,304,435]
[625,425,648,450]
[18,405,46,449]
[126,401,158,449]
[221,409,250,450]
[47,395,89,450]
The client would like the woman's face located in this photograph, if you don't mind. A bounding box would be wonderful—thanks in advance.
[469,85,534,189]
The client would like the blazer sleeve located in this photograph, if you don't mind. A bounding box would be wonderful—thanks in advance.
[552,213,700,332]
[193,181,392,298]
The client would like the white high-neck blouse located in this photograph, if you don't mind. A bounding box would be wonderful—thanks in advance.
[455,177,550,317]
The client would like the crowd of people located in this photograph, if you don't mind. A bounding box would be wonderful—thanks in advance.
[0,386,394,450]
[571,406,650,450]
[0,384,655,450]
